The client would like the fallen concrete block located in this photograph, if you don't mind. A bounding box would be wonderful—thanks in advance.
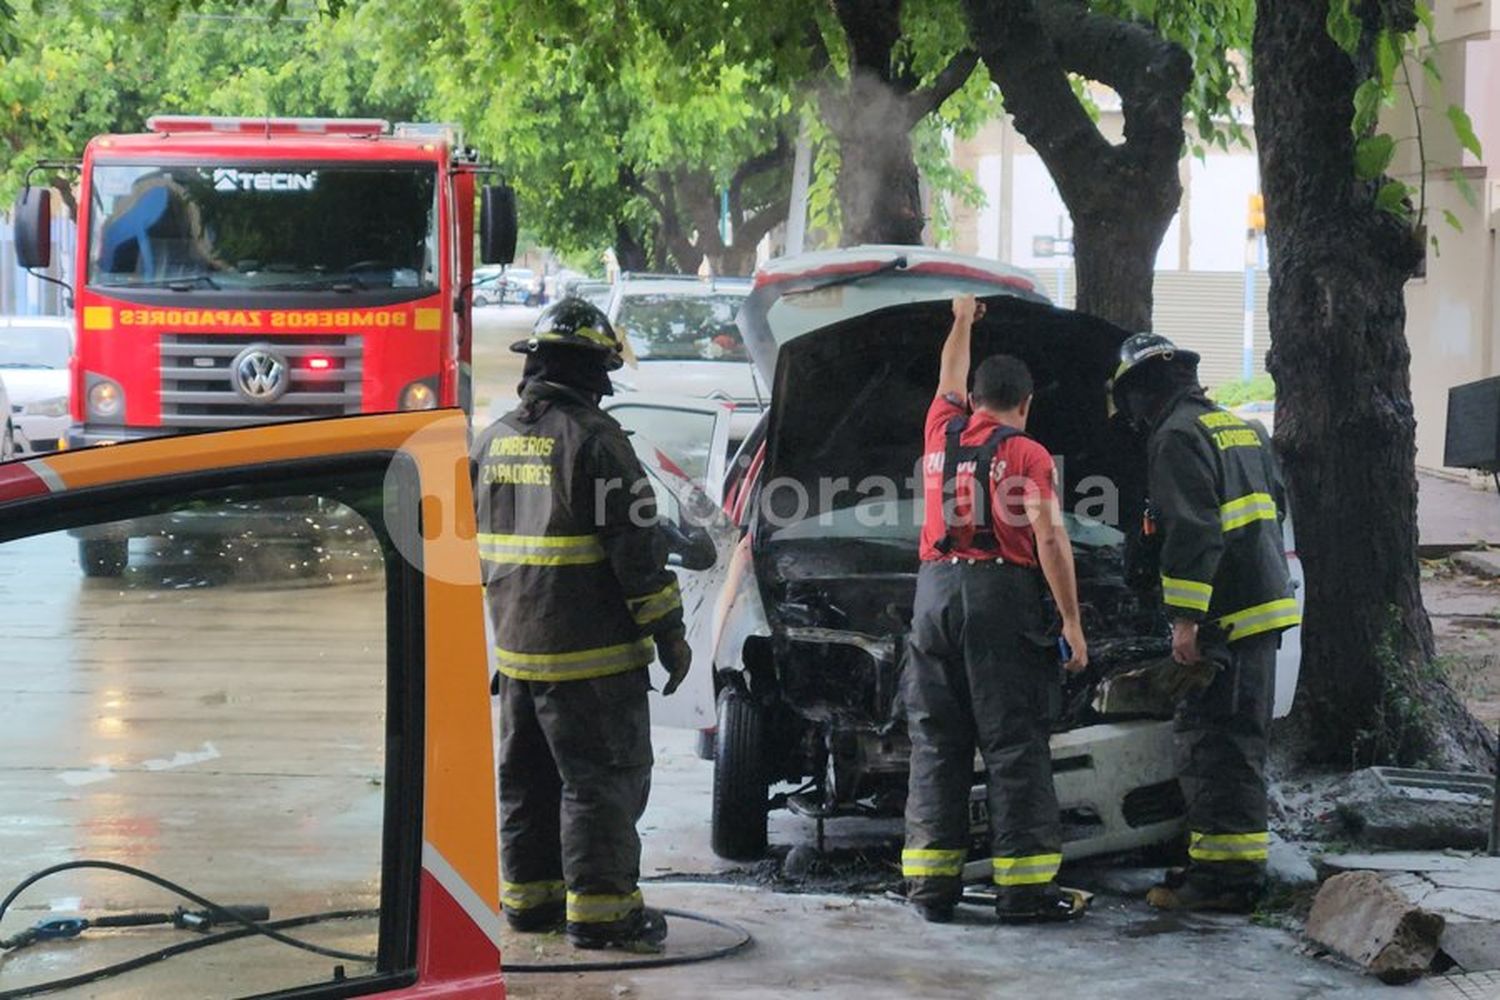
[1333,768,1492,851]
[1454,550,1500,580]
[1306,871,1445,984]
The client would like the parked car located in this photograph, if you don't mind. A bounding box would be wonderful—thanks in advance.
[0,316,71,454]
[572,279,613,310]
[607,273,761,446]
[644,245,1305,864]
[470,265,506,307]
[497,267,537,305]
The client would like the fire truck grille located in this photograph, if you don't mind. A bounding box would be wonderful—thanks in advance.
[159,334,363,428]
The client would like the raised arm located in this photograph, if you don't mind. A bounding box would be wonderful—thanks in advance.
[937,294,986,399]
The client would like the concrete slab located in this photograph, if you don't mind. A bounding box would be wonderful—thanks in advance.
[1455,551,1500,581]
[1323,854,1477,875]
[1424,970,1500,1000]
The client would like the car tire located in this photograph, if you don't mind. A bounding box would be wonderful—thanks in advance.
[1,422,13,461]
[711,686,769,860]
[473,294,489,308]
[79,538,129,578]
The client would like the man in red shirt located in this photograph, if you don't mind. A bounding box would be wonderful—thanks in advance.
[901,294,1090,925]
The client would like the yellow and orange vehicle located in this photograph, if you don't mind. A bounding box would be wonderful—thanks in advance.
[0,411,504,998]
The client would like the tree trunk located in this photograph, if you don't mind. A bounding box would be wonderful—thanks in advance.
[833,71,926,246]
[1071,212,1167,333]
[1255,0,1493,769]
[613,222,650,273]
[965,0,1188,333]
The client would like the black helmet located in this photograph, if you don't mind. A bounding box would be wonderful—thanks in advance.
[1109,332,1200,414]
[512,297,624,371]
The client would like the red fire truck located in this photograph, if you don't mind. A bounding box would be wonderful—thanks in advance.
[14,115,515,439]
[11,115,516,572]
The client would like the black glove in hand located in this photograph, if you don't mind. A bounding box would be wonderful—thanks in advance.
[656,631,692,696]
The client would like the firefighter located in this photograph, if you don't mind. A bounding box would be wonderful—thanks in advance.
[471,297,693,953]
[1110,332,1300,913]
[902,294,1091,925]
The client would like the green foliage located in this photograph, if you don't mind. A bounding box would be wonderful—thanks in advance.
[1328,1,1484,235]
[1208,373,1275,407]
[1350,605,1442,769]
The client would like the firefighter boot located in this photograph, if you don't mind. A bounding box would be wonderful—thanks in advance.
[1146,878,1261,914]
[567,907,669,954]
[505,900,565,933]
[995,885,1089,925]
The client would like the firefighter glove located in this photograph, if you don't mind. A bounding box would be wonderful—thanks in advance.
[657,630,692,696]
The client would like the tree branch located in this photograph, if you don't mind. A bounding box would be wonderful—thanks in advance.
[905,49,980,125]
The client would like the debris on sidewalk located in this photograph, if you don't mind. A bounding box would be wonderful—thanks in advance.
[1333,768,1494,851]
[1306,870,1446,984]
[1453,550,1500,581]
[1310,854,1500,982]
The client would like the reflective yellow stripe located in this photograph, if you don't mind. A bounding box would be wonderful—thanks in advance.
[566,889,642,923]
[495,638,656,682]
[627,581,683,627]
[1218,597,1301,640]
[1162,575,1213,613]
[1189,831,1269,862]
[1220,492,1279,533]
[500,879,565,911]
[992,853,1062,887]
[901,848,967,878]
[478,532,606,567]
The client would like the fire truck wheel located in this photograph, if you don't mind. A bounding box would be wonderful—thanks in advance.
[79,539,129,578]
[711,686,769,860]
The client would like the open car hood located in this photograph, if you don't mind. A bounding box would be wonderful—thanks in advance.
[737,246,1049,385]
[757,294,1139,537]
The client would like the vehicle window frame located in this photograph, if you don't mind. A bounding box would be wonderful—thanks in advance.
[0,452,426,1000]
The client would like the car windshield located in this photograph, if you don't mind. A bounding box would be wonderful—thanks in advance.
[87,163,440,292]
[0,323,69,368]
[615,292,748,362]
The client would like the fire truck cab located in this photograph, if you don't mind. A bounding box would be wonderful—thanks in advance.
[12,116,516,445]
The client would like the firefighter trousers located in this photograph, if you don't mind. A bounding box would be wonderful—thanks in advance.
[497,668,654,927]
[1177,628,1277,890]
[902,561,1063,907]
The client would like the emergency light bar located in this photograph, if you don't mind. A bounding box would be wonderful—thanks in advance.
[145,116,391,136]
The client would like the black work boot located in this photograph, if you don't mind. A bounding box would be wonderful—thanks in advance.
[567,907,669,954]
[995,885,1088,925]
[505,900,565,933]
[911,900,955,924]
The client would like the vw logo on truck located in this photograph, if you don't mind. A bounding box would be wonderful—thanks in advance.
[232,346,289,403]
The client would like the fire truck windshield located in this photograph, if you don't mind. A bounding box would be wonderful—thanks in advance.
[87,163,440,295]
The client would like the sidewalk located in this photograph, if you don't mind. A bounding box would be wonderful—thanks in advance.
[1420,471,1500,551]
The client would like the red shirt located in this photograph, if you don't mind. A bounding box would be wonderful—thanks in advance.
[918,393,1056,565]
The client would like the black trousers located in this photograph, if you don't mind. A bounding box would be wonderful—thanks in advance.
[902,560,1063,906]
[497,668,653,926]
[1177,629,1277,890]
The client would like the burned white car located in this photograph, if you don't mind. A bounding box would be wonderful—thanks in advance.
[648,247,1303,867]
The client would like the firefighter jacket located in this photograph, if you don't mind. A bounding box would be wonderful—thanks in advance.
[471,379,685,682]
[1148,389,1300,642]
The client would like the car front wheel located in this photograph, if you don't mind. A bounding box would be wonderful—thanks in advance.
[711,686,769,860]
[1,421,13,461]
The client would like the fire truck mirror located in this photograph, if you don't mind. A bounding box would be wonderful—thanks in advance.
[13,186,52,270]
[480,184,518,265]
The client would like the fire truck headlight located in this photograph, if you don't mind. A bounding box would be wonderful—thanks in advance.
[400,381,438,410]
[87,381,124,419]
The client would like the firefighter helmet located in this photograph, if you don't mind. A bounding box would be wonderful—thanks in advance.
[511,297,625,371]
[1109,332,1200,414]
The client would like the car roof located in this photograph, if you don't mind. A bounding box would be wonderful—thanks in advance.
[615,273,751,298]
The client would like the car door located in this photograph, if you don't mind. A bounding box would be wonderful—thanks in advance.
[602,394,735,504]
[627,434,738,730]
[0,412,504,999]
